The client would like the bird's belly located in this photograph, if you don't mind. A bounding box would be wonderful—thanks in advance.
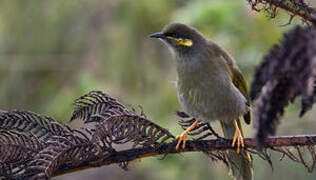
[177,80,247,123]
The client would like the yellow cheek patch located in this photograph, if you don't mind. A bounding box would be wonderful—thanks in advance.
[167,36,193,47]
[178,38,193,47]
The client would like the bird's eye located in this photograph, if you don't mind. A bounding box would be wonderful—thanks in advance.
[165,32,180,38]
[172,33,180,38]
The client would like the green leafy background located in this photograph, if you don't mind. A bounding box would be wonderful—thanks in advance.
[0,0,315,179]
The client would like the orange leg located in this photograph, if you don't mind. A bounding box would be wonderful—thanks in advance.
[231,119,244,153]
[175,119,200,150]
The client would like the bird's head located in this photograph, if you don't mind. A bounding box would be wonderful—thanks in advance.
[149,23,206,55]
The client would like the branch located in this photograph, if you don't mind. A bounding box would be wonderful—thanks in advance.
[3,92,316,179]
[53,134,316,177]
[250,13,316,146]
[248,0,315,23]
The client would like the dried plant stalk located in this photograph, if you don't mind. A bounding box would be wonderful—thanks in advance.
[53,135,316,177]
[250,21,316,147]
[2,91,316,179]
[247,0,315,23]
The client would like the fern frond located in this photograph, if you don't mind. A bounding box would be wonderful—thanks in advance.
[0,110,69,140]
[250,24,316,147]
[23,129,105,179]
[0,131,46,164]
[92,114,174,148]
[1,91,176,178]
[70,91,132,123]
[0,131,46,178]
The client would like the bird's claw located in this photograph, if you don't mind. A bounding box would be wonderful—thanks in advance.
[175,132,188,150]
[232,128,244,153]
[175,119,200,150]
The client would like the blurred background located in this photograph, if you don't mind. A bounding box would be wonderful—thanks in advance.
[0,0,315,179]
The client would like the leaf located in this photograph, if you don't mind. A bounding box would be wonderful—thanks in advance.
[92,114,174,148]
[0,131,46,178]
[70,91,133,123]
[0,110,69,140]
[250,23,316,147]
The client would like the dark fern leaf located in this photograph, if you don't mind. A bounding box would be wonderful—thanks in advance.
[176,111,222,140]
[23,129,106,180]
[251,20,316,147]
[70,91,132,123]
[0,110,71,179]
[2,91,175,178]
[0,110,70,140]
[92,114,174,148]
[300,31,316,117]
[203,150,229,167]
[0,163,16,180]
[253,79,294,147]
[0,131,46,164]
[0,131,46,179]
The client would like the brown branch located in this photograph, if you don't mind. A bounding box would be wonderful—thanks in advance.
[248,0,315,23]
[53,134,316,177]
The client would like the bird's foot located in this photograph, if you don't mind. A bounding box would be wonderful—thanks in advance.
[175,119,200,150]
[232,120,244,153]
[175,132,188,150]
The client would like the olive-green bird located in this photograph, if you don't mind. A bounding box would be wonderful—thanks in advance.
[149,23,253,180]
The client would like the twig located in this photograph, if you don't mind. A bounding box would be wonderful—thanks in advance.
[53,134,316,177]
[248,0,315,23]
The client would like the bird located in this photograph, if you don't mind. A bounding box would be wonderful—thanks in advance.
[149,23,253,180]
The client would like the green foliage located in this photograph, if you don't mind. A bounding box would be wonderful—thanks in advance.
[0,0,315,179]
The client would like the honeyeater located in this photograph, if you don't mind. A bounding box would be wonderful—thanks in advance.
[149,23,253,180]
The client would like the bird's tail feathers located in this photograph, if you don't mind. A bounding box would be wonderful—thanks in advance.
[220,119,253,180]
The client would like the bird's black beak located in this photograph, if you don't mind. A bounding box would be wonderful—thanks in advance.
[148,32,166,39]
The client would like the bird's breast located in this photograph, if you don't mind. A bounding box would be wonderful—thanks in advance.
[176,63,247,123]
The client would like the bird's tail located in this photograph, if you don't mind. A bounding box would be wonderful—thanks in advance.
[220,119,253,180]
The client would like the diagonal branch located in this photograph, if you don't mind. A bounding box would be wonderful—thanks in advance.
[53,134,316,177]
[248,0,315,23]
[3,91,316,179]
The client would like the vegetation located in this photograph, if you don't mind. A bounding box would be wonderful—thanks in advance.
[0,0,315,179]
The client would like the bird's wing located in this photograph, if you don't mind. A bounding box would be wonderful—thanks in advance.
[209,41,251,124]
[230,67,251,124]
